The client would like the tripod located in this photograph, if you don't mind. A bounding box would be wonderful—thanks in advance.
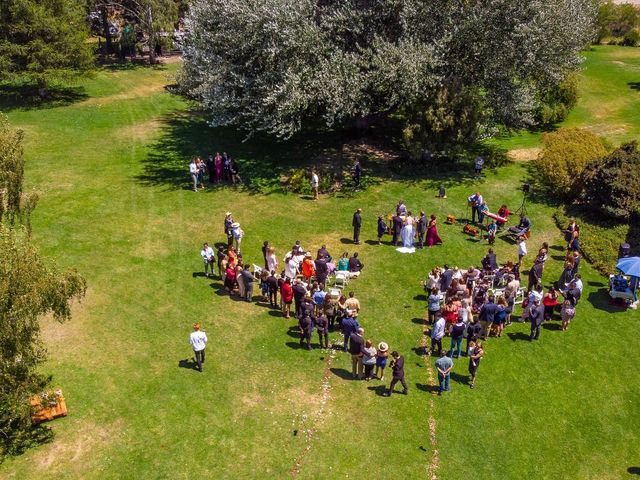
[515,193,528,217]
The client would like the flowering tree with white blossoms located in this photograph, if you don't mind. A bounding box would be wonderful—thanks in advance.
[178,0,596,142]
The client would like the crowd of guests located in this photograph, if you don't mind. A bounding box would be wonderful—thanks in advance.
[197,214,411,396]
[422,222,583,393]
[197,204,585,396]
[189,153,241,191]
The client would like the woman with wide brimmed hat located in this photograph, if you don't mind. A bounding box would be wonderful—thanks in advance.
[231,221,244,254]
[375,342,389,381]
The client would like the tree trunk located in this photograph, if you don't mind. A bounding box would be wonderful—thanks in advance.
[101,7,113,54]
[146,6,157,65]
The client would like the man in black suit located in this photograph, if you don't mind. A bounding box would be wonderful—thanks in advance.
[383,351,408,396]
[529,297,545,340]
[392,214,403,246]
[352,208,362,244]
[299,314,314,350]
[292,280,307,317]
[417,212,427,248]
[527,261,544,292]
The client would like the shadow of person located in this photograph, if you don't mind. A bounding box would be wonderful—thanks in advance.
[507,331,531,342]
[329,367,354,380]
[450,371,468,385]
[366,385,388,396]
[415,383,439,394]
[178,358,199,371]
[628,467,640,475]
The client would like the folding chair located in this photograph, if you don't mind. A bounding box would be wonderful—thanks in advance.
[252,264,263,280]
[334,271,349,289]
[514,287,526,305]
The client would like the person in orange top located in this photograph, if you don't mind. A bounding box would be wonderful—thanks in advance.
[301,253,315,281]
[227,246,238,268]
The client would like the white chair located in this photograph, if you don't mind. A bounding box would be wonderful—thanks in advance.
[334,271,349,289]
[514,287,526,305]
[252,264,263,280]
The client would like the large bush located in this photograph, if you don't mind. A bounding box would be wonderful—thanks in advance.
[582,141,640,220]
[533,128,607,199]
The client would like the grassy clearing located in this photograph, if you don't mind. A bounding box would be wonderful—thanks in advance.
[0,49,639,479]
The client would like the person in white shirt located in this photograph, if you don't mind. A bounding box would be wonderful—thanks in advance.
[200,242,215,277]
[284,254,297,280]
[430,315,446,356]
[189,158,199,192]
[311,170,319,200]
[467,192,483,223]
[231,222,244,254]
[189,323,208,372]
[517,236,527,264]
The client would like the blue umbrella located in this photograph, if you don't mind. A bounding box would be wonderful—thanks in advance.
[616,257,640,277]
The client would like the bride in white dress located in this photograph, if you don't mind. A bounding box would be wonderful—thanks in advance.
[397,212,416,253]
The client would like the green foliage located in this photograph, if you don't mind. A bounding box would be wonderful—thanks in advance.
[552,206,626,275]
[622,29,640,47]
[532,128,607,199]
[286,168,341,194]
[536,74,579,126]
[582,141,640,220]
[0,0,94,88]
[401,83,486,159]
[595,1,640,42]
[180,0,596,140]
[0,116,86,462]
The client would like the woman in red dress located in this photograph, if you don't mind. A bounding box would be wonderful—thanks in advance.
[426,214,443,247]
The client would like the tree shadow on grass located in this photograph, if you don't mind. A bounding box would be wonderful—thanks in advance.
[0,83,88,112]
[135,110,348,194]
[136,108,509,193]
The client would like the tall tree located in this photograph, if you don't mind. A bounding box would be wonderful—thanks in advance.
[0,0,94,92]
[0,115,86,460]
[93,0,179,63]
[179,0,596,141]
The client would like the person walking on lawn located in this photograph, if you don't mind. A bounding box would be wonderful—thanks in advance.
[383,351,408,396]
[189,323,208,372]
[468,341,485,389]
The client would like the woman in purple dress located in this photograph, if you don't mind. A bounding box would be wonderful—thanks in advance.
[426,214,443,247]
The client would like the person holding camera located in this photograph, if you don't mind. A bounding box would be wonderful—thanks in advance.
[383,351,408,396]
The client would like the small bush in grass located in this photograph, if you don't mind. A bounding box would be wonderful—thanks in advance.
[622,30,640,46]
[537,74,579,126]
[582,141,640,220]
[532,128,607,200]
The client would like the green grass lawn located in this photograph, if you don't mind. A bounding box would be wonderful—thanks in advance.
[493,45,640,152]
[1,48,640,479]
